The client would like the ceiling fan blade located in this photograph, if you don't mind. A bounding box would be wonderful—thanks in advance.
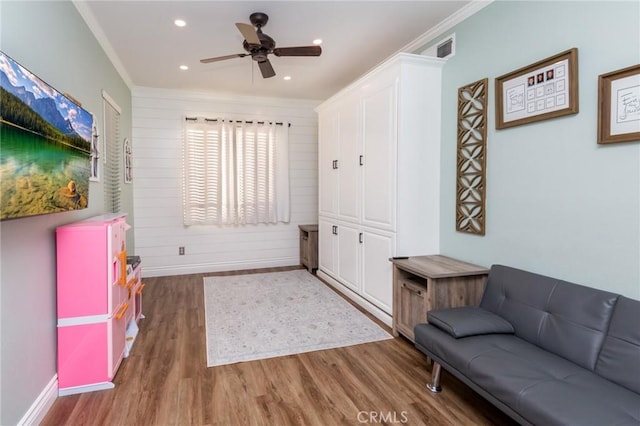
[273,46,322,57]
[200,53,247,64]
[257,60,276,78]
[235,22,261,45]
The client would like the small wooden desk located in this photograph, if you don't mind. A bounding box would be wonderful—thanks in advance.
[391,255,489,342]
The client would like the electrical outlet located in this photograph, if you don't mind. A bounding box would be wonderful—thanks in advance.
[179,246,185,255]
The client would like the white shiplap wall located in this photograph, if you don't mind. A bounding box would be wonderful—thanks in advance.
[132,87,320,277]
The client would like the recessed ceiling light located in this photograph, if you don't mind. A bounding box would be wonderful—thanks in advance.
[174,19,186,27]
[283,76,292,81]
[313,39,323,45]
[179,65,189,70]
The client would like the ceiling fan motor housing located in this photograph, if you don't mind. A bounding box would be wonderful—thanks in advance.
[243,30,275,62]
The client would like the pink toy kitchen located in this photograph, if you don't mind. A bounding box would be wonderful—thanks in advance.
[56,213,143,396]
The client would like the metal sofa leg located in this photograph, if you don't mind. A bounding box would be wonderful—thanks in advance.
[426,362,442,393]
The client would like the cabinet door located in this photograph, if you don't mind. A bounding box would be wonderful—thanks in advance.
[337,223,360,293]
[318,219,337,277]
[318,108,339,216]
[361,79,397,231]
[361,230,395,313]
[109,314,127,379]
[337,98,360,222]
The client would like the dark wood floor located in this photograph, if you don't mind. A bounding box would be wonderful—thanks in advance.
[42,266,516,426]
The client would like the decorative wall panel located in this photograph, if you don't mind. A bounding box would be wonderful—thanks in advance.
[456,78,488,235]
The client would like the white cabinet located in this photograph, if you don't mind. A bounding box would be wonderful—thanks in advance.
[361,230,395,313]
[319,218,360,293]
[361,76,397,230]
[316,53,444,325]
[318,97,360,221]
[318,219,336,274]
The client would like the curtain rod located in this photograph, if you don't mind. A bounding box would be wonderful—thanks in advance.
[185,117,290,127]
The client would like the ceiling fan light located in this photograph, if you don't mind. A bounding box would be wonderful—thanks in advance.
[283,76,292,81]
[174,19,186,27]
[179,65,189,70]
[313,39,323,45]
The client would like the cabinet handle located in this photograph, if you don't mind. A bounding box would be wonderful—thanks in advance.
[359,155,364,166]
[402,282,423,296]
[359,232,363,243]
[118,251,127,286]
[126,277,137,289]
[335,160,339,169]
[332,225,338,235]
[114,302,129,320]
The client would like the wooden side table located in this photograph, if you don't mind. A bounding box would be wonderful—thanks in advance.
[299,224,318,274]
[391,255,489,343]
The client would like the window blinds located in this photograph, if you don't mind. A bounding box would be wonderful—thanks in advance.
[182,118,290,226]
[102,92,121,213]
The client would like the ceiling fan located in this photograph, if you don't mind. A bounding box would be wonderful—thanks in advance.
[200,12,322,79]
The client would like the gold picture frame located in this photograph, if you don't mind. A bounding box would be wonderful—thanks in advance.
[496,48,579,129]
[597,64,640,144]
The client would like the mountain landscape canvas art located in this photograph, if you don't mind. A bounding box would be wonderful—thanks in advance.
[0,51,93,220]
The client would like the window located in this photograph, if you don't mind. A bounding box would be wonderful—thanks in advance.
[182,118,290,226]
[102,91,121,213]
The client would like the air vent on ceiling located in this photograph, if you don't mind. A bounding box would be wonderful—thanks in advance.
[422,33,456,59]
[437,38,454,58]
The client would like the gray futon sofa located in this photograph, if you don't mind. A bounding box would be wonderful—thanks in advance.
[414,264,640,426]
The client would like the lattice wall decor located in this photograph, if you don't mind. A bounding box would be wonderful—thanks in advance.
[456,78,488,235]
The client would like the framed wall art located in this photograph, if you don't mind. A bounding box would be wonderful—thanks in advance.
[0,50,93,220]
[495,48,579,129]
[90,116,100,181]
[597,64,640,144]
[123,137,132,183]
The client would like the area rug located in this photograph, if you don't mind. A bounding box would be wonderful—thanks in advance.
[203,269,392,367]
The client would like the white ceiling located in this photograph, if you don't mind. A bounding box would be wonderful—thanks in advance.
[76,1,477,101]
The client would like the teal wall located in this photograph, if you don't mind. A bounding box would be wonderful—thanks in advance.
[427,1,640,297]
[0,1,132,424]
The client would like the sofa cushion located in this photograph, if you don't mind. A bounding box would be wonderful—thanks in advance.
[537,279,618,370]
[427,306,514,338]
[415,323,640,426]
[414,324,584,381]
[479,265,618,370]
[595,296,640,394]
[462,333,640,426]
[479,265,557,344]
[517,371,640,426]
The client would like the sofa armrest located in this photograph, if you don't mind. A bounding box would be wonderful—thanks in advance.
[427,306,514,338]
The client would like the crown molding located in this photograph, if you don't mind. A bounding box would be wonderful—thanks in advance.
[397,0,493,55]
[72,0,133,89]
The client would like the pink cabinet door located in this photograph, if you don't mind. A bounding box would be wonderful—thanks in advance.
[57,218,129,319]
[57,225,109,318]
[110,305,128,377]
[57,322,109,389]
[57,311,127,390]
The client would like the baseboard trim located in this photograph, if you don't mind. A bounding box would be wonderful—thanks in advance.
[142,257,299,278]
[18,375,58,426]
[317,270,393,327]
[58,381,115,396]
